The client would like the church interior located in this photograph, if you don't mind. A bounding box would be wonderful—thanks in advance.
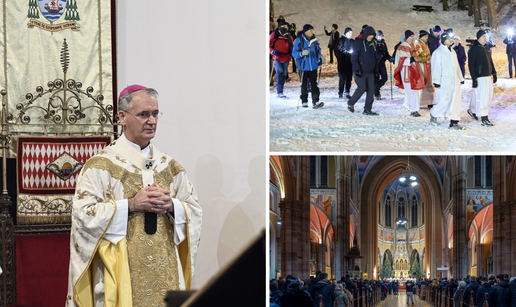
[269,156,516,282]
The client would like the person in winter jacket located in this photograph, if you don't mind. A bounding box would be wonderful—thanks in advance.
[406,279,416,304]
[503,31,516,78]
[270,21,293,98]
[270,281,283,305]
[463,276,481,305]
[292,24,325,109]
[279,276,316,307]
[489,274,512,307]
[508,276,516,307]
[335,27,354,98]
[335,283,350,307]
[453,36,467,79]
[325,24,340,64]
[347,26,380,115]
[476,277,491,307]
[344,274,358,299]
[374,30,391,100]
[313,273,336,307]
[453,281,466,307]
[467,29,497,127]
[428,25,442,54]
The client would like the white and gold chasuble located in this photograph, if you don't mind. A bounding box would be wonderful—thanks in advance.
[67,135,202,307]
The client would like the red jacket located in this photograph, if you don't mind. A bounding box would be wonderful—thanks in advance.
[269,31,292,62]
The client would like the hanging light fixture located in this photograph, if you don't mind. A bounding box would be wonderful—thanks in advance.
[398,156,419,187]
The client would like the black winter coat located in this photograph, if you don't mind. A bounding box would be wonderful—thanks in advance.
[325,29,340,49]
[335,36,354,72]
[375,39,390,65]
[492,281,511,307]
[345,279,358,297]
[508,280,516,307]
[503,36,516,54]
[351,26,378,74]
[428,30,440,54]
[279,290,316,307]
[453,43,467,75]
[313,281,336,307]
[445,283,458,299]
[476,283,491,307]
[463,281,480,305]
[406,282,415,292]
[468,40,497,80]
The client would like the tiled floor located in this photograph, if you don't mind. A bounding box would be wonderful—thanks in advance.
[377,292,432,307]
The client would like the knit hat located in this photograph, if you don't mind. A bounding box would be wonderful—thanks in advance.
[459,281,467,289]
[278,20,289,28]
[344,27,352,34]
[419,30,429,39]
[441,31,453,44]
[477,29,487,39]
[376,30,384,37]
[432,25,442,33]
[302,24,314,33]
[119,84,147,101]
[404,30,415,40]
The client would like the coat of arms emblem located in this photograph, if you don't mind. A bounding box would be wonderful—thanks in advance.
[28,0,80,32]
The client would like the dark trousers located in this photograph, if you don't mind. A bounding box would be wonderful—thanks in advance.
[348,72,375,112]
[338,68,353,94]
[329,47,335,63]
[300,70,320,104]
[374,63,388,96]
[508,54,516,77]
[291,58,297,73]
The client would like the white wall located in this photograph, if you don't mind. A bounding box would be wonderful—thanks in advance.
[118,1,266,289]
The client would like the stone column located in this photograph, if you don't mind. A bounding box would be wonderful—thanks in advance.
[279,197,310,277]
[334,171,351,280]
[476,244,484,277]
[298,156,311,276]
[442,247,451,278]
[319,243,327,273]
[452,172,469,279]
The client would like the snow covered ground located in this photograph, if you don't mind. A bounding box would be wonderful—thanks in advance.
[269,0,516,152]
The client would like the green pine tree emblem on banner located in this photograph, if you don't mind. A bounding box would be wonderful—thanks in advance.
[27,0,81,32]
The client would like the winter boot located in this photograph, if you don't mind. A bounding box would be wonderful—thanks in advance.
[449,120,465,130]
[467,109,478,121]
[338,93,343,99]
[363,110,379,116]
[430,114,437,124]
[302,102,308,108]
[347,103,355,113]
[345,92,352,99]
[313,102,324,109]
[481,116,493,126]
[410,111,421,117]
[277,93,287,98]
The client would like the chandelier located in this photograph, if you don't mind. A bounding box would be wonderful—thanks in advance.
[398,157,419,187]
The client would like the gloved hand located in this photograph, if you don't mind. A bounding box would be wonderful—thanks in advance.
[472,79,478,88]
[433,83,440,88]
[272,50,279,55]
[319,55,326,64]
[355,70,362,78]
[318,58,322,66]
[493,74,497,83]
[301,50,310,56]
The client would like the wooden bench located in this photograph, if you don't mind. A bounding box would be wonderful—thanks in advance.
[413,5,433,12]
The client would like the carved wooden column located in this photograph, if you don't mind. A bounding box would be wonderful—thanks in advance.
[452,172,468,279]
[334,171,351,280]
[0,89,15,306]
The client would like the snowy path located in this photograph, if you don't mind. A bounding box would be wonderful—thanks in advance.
[270,0,516,152]
[270,77,516,152]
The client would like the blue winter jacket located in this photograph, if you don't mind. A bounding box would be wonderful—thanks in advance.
[293,34,321,72]
[351,26,378,74]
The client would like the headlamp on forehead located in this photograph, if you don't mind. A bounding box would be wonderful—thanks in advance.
[508,28,514,36]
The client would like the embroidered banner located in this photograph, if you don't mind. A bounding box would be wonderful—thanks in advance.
[0,0,117,133]
[17,137,111,224]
